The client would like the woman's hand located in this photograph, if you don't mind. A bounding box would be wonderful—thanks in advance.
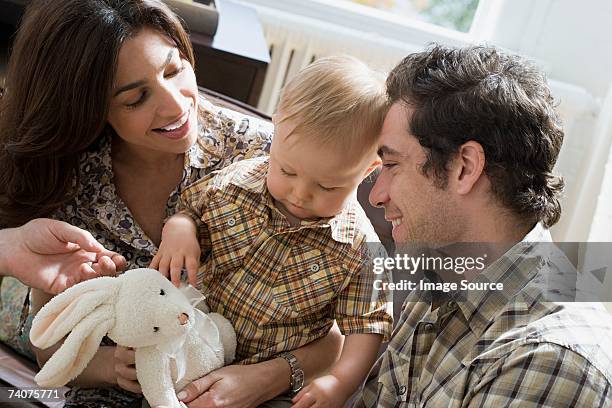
[113,346,142,394]
[0,218,126,294]
[177,361,287,408]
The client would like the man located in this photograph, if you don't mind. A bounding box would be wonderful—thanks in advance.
[358,45,612,407]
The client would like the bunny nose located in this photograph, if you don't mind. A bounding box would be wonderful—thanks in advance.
[178,313,189,325]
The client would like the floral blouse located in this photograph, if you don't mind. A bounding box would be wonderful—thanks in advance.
[0,95,272,365]
[53,95,273,270]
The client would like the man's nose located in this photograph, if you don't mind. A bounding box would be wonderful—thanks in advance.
[369,178,388,208]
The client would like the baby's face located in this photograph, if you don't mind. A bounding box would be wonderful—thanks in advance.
[267,119,378,221]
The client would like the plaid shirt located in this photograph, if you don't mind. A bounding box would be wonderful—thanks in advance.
[180,157,393,364]
[358,224,612,407]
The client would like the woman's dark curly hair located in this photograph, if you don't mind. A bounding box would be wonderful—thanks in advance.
[0,0,194,227]
[387,44,565,228]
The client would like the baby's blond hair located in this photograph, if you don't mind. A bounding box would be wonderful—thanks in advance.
[276,55,388,158]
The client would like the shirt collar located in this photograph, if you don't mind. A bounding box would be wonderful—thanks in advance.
[453,223,553,335]
[226,157,361,245]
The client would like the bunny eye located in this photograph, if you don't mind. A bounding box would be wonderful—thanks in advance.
[153,326,159,333]
[159,289,165,296]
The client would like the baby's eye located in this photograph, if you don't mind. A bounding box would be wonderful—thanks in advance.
[153,326,160,333]
[280,168,296,176]
[319,185,337,192]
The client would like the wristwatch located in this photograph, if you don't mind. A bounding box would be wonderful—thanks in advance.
[279,351,304,395]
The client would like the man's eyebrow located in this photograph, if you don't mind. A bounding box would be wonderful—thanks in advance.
[113,49,175,97]
[377,145,402,158]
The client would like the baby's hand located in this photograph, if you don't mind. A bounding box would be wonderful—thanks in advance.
[150,235,200,287]
[292,374,350,408]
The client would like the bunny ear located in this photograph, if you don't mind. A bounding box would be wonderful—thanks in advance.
[30,276,118,349]
[35,304,115,387]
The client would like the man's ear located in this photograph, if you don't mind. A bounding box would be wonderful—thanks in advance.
[452,141,485,195]
[362,158,382,180]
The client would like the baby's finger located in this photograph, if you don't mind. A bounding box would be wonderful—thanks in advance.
[185,257,199,287]
[157,255,171,279]
[150,253,160,269]
[170,256,184,287]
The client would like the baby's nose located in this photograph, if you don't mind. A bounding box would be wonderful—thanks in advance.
[178,313,189,325]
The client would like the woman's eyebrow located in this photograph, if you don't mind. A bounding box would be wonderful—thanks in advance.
[113,49,175,97]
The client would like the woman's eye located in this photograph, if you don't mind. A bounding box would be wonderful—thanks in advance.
[165,64,185,79]
[382,162,397,169]
[319,185,337,192]
[126,91,147,108]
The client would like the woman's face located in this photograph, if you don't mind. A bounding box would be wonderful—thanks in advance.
[107,28,198,156]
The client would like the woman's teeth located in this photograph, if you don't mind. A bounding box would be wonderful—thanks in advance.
[159,111,189,131]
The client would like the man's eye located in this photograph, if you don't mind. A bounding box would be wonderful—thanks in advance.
[319,185,337,192]
[382,163,397,169]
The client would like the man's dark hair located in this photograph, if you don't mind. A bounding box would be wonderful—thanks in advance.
[387,44,564,228]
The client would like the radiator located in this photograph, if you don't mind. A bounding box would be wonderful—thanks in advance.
[255,6,421,114]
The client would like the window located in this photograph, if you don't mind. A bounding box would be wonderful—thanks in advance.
[344,0,480,33]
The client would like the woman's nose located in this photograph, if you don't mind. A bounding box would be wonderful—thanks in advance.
[158,85,185,118]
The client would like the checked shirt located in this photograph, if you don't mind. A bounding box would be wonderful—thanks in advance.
[180,157,393,364]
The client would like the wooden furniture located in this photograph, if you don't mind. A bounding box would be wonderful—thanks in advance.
[0,0,270,107]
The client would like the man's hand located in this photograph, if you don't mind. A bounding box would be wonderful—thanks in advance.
[0,218,126,294]
[292,374,351,408]
[176,364,279,408]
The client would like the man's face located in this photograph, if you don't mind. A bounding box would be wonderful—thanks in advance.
[369,103,462,244]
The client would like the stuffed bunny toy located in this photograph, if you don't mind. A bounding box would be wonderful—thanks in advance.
[30,268,236,408]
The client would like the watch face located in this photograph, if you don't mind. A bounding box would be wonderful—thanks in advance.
[293,369,305,390]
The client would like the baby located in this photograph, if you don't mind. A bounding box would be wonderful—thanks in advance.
[152,56,392,407]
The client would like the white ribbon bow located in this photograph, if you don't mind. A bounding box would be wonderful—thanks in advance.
[156,285,222,382]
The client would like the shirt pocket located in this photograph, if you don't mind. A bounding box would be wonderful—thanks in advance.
[378,347,411,405]
[271,248,345,318]
[205,201,261,276]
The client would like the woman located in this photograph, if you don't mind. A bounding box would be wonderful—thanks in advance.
[0,1,341,407]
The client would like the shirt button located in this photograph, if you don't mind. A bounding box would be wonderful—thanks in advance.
[227,217,236,227]
[398,385,407,396]
[448,300,457,309]
[245,274,255,284]
[310,263,320,272]
[424,323,434,330]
